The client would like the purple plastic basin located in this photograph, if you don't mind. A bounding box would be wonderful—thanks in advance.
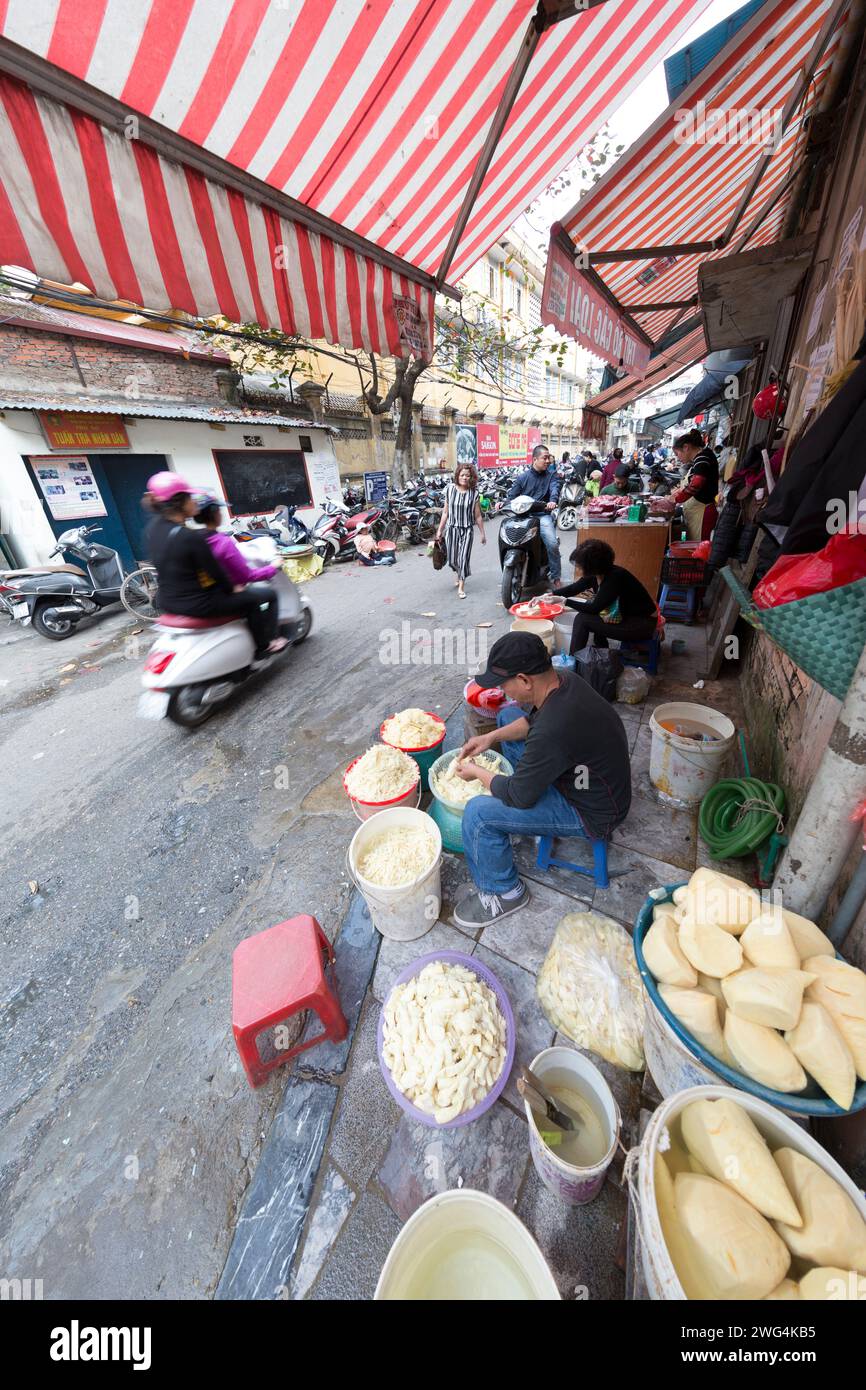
[377,950,516,1129]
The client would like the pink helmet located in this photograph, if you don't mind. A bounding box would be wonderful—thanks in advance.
[147,471,195,502]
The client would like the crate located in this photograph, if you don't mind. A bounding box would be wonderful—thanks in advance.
[660,554,707,588]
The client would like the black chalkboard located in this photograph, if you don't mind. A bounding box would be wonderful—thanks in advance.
[213,450,312,515]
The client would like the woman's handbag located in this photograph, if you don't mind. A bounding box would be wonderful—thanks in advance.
[430,537,447,571]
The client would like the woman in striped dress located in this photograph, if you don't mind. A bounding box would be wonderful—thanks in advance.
[435,464,486,598]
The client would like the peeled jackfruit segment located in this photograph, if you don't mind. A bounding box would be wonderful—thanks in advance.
[673,1172,791,1300]
[773,1147,866,1271]
[679,917,743,978]
[689,1154,710,1175]
[798,1267,866,1301]
[644,916,698,988]
[652,902,680,926]
[680,1097,802,1226]
[697,972,727,1019]
[653,1155,705,1299]
[765,1278,800,1300]
[740,911,800,970]
[659,985,727,1062]
[722,968,816,1031]
[780,909,835,960]
[785,1001,856,1110]
[672,885,689,906]
[724,1013,807,1093]
[804,955,866,1080]
[679,867,762,936]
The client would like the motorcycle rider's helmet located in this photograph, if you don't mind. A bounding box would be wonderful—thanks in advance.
[191,490,223,522]
[146,471,195,502]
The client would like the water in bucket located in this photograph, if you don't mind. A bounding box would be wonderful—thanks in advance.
[535,1067,609,1168]
[398,1230,539,1300]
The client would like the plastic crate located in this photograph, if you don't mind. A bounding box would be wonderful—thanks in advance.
[660,554,707,588]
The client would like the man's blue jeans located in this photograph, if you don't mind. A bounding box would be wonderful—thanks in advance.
[538,511,561,582]
[462,705,587,895]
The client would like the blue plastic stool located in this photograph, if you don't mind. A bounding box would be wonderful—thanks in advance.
[619,634,661,675]
[659,583,698,622]
[536,833,610,889]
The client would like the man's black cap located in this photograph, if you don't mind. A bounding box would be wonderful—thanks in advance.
[475,631,552,688]
[615,462,631,478]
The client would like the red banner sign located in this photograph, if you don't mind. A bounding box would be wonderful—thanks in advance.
[541,236,651,375]
[39,411,130,450]
[476,422,499,469]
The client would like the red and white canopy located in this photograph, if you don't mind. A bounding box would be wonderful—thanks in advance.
[0,0,712,352]
[564,0,850,399]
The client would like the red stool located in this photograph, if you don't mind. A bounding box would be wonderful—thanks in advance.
[232,915,348,1089]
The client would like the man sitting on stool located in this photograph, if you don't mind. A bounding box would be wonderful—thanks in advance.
[452,632,631,928]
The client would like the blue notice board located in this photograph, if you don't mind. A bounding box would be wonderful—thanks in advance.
[364,470,389,502]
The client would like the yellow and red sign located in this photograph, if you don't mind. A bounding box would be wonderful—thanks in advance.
[39,411,130,451]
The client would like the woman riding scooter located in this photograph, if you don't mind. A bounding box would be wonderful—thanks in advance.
[144,473,285,660]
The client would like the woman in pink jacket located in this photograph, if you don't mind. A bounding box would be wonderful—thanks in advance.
[192,493,287,651]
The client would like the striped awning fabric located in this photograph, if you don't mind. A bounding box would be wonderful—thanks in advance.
[584,323,706,412]
[0,0,713,352]
[561,0,850,350]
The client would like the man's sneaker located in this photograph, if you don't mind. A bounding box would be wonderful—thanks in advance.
[453,881,530,929]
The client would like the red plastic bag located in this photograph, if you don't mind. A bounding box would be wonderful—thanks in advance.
[752,528,866,609]
[693,540,712,561]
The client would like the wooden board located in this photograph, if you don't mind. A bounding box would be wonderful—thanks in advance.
[574,521,670,598]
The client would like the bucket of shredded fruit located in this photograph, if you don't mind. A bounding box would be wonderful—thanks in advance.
[343,744,421,821]
[380,708,447,791]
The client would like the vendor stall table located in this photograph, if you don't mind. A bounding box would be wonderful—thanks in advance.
[574,520,671,599]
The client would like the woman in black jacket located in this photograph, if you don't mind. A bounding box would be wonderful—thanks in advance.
[553,539,658,655]
[144,472,283,659]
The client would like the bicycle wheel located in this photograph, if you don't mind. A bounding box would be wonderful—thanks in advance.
[121,566,160,622]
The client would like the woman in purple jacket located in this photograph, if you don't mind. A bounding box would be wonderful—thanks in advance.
[193,493,287,653]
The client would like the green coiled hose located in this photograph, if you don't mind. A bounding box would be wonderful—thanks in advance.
[698,777,786,859]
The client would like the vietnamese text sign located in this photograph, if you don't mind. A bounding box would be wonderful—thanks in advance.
[499,424,528,462]
[476,422,499,469]
[39,411,130,450]
[30,454,108,521]
[542,237,651,375]
[364,470,389,502]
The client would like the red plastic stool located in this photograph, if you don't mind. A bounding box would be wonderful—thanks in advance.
[232,915,348,1088]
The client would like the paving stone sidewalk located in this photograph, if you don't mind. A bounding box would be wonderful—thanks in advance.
[216,623,747,1301]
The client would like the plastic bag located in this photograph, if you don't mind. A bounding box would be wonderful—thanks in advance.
[574,645,622,701]
[693,539,712,561]
[552,653,576,671]
[753,527,866,609]
[537,911,645,1071]
[616,666,650,704]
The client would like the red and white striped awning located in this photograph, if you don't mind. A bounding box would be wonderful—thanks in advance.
[585,323,706,412]
[561,0,851,357]
[0,0,713,352]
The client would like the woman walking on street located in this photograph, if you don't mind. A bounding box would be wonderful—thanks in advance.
[436,463,486,598]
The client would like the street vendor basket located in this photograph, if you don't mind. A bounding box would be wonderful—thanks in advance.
[722,566,866,701]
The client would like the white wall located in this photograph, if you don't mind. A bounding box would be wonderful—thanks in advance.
[0,411,338,565]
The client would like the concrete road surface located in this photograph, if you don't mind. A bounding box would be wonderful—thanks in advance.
[0,526,515,1298]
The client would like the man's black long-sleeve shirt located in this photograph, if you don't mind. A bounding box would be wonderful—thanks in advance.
[147,516,231,615]
[489,672,631,838]
[506,465,561,506]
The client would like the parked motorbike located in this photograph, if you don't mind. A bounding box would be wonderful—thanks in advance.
[556,468,586,530]
[138,536,312,729]
[312,499,384,563]
[231,505,329,561]
[497,496,552,608]
[0,525,127,639]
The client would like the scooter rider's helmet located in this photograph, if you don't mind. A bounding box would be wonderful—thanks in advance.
[191,490,224,524]
[146,471,195,503]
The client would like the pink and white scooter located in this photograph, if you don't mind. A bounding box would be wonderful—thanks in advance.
[139,537,312,728]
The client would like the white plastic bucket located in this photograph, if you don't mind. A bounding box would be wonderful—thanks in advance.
[524,1047,620,1205]
[643,996,729,1098]
[374,1189,560,1300]
[649,701,735,807]
[347,806,441,942]
[510,617,554,653]
[629,1083,866,1300]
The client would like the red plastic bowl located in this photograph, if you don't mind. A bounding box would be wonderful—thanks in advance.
[508,600,564,619]
[464,679,506,711]
[342,755,419,815]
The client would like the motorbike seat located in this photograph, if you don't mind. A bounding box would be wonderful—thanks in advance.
[157,614,238,629]
[2,563,86,577]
